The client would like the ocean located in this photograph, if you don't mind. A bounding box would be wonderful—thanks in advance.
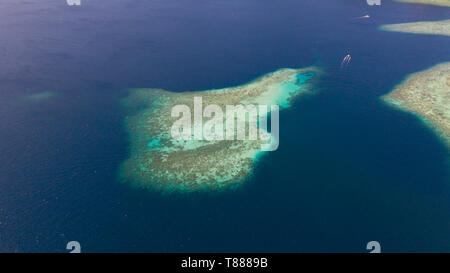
[0,0,449,252]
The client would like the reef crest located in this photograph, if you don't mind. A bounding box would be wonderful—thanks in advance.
[380,19,450,37]
[396,0,450,7]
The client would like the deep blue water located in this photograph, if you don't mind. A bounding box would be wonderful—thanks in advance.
[0,0,449,252]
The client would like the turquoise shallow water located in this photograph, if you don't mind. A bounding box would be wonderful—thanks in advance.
[147,139,161,149]
[277,71,316,107]
[0,0,449,252]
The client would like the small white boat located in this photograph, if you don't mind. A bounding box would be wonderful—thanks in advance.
[341,54,352,69]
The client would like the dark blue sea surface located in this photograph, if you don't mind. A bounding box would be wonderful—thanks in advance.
[0,0,449,252]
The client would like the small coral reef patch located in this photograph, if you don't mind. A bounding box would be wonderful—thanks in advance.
[119,67,321,192]
[382,62,450,148]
